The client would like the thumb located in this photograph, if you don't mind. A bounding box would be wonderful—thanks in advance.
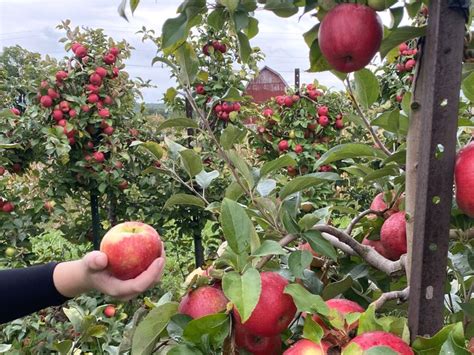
[83,251,108,271]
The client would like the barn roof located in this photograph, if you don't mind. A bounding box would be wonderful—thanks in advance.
[244,66,289,103]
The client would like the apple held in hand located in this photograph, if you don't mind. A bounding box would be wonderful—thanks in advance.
[319,3,383,73]
[100,221,163,280]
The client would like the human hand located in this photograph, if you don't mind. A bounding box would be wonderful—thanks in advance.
[54,244,166,301]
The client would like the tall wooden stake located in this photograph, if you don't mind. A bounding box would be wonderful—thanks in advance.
[90,189,101,250]
[294,68,300,93]
[407,0,466,340]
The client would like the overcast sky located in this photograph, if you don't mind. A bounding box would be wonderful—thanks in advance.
[0,0,395,103]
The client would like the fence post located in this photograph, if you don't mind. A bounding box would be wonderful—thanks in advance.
[406,0,466,340]
[294,68,300,94]
[90,188,101,250]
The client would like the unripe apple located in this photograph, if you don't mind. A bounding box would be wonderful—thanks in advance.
[344,331,413,354]
[104,305,116,318]
[289,130,296,139]
[100,221,163,280]
[40,95,53,108]
[179,285,228,319]
[455,142,474,217]
[5,247,15,257]
[319,4,383,73]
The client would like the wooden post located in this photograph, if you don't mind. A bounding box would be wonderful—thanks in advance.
[294,68,300,94]
[407,0,466,340]
[90,189,101,250]
[185,98,205,267]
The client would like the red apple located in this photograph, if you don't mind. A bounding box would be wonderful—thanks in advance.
[90,73,102,86]
[98,109,110,118]
[283,339,330,354]
[455,142,474,217]
[40,95,53,108]
[103,53,116,65]
[179,285,228,319]
[263,108,273,117]
[362,237,387,257]
[0,166,5,176]
[344,331,413,354]
[118,180,128,190]
[195,84,206,95]
[2,202,14,213]
[10,108,20,116]
[380,211,407,260]
[235,321,281,355]
[233,272,297,337]
[313,298,364,332]
[318,106,329,116]
[95,67,108,78]
[93,151,105,163]
[100,221,163,280]
[318,115,329,127]
[319,3,383,73]
[294,144,303,154]
[74,45,87,58]
[55,70,68,82]
[59,101,70,112]
[109,47,120,56]
[405,59,416,71]
[284,96,294,107]
[104,305,116,318]
[278,140,289,152]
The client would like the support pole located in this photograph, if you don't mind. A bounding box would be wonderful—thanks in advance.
[407,0,466,340]
[90,189,101,250]
[294,68,300,94]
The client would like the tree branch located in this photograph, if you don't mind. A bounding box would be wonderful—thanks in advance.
[312,224,406,276]
[372,287,410,310]
[345,209,381,235]
[344,78,392,157]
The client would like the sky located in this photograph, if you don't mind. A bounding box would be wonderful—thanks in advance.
[0,0,395,103]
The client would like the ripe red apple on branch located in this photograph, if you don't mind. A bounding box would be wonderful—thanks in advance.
[283,339,330,354]
[318,3,383,73]
[235,321,282,355]
[344,331,414,354]
[455,142,474,217]
[178,285,228,319]
[100,221,163,280]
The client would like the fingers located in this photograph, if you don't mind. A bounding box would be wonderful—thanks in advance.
[83,251,108,271]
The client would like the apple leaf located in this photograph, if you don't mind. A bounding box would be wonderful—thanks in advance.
[226,150,255,188]
[208,8,226,30]
[219,0,239,12]
[220,124,247,149]
[279,173,339,200]
[284,283,329,315]
[256,178,277,197]
[52,340,72,355]
[288,250,313,278]
[354,69,380,109]
[161,13,188,51]
[183,313,230,347]
[264,0,299,17]
[303,230,338,261]
[225,181,245,201]
[195,170,219,189]
[176,42,199,87]
[379,26,426,59]
[412,324,456,352]
[303,23,319,48]
[245,17,259,39]
[260,154,296,177]
[156,118,198,132]
[303,316,324,343]
[237,32,251,63]
[131,302,178,355]
[220,198,254,254]
[179,149,203,178]
[322,275,353,300]
[316,143,388,166]
[222,268,261,323]
[356,304,385,335]
[164,194,205,210]
[308,40,332,72]
[251,240,286,257]
[167,344,203,355]
[140,141,164,160]
[462,72,474,102]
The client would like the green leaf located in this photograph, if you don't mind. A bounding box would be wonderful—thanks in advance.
[303,23,319,48]
[156,118,198,131]
[131,302,178,355]
[284,283,329,315]
[389,7,404,29]
[167,344,203,355]
[164,194,205,209]
[183,313,230,347]
[260,154,296,177]
[208,8,226,30]
[308,39,332,72]
[237,31,252,62]
[141,141,164,160]
[130,0,140,13]
[412,324,456,353]
[363,164,400,182]
[303,230,337,261]
[303,316,324,343]
[222,268,261,323]
[379,26,427,59]
[256,179,277,197]
[164,137,187,157]
[220,198,254,254]
[439,323,469,355]
[161,13,188,51]
[316,144,387,166]
[280,173,339,200]
[195,170,219,189]
[52,340,72,355]
[176,42,199,86]
[401,92,412,116]
[252,240,286,257]
[219,0,239,12]
[356,304,384,335]
[117,0,129,21]
[226,150,254,188]
[220,124,247,149]
[225,181,245,201]
[264,0,299,17]
[322,275,353,300]
[353,69,380,109]
[462,72,474,102]
[222,87,243,102]
[245,17,259,39]
[289,250,313,278]
[179,149,203,178]
[234,11,249,32]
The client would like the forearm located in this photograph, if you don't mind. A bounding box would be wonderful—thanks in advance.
[0,263,70,324]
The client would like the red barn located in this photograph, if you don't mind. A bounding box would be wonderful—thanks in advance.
[245,66,288,103]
